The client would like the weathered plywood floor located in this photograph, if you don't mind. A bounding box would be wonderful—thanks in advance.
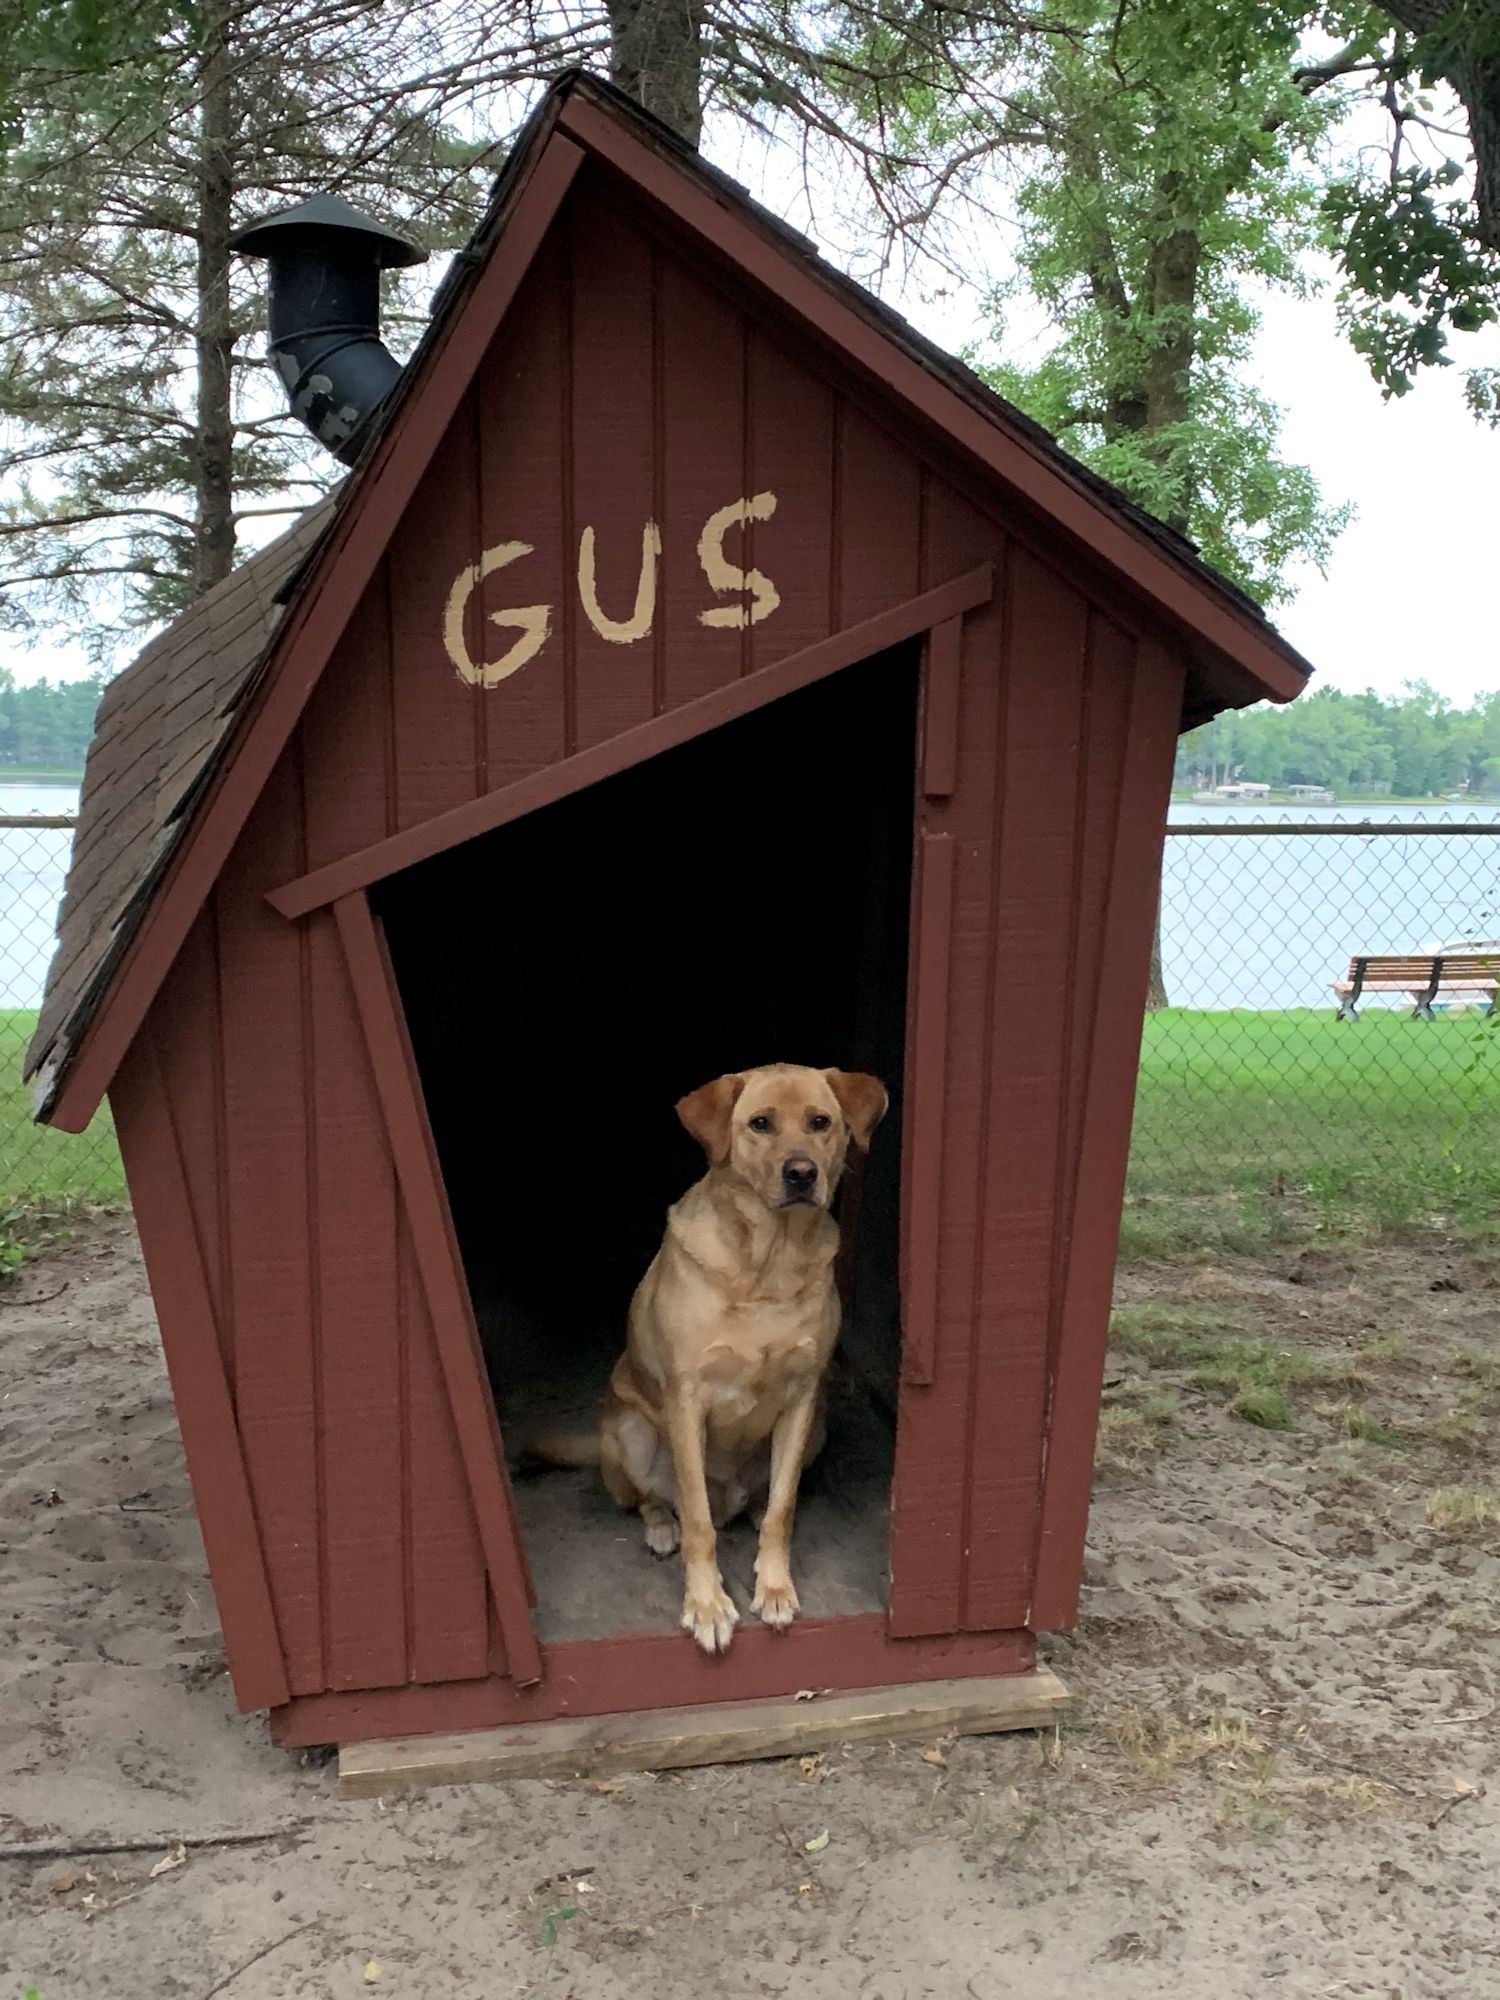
[501,1363,894,1644]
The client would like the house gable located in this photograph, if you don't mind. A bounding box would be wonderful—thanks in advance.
[34,71,1310,1130]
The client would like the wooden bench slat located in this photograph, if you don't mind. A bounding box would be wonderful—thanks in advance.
[1333,977,1499,992]
[1349,960,1500,975]
[1333,951,1500,1019]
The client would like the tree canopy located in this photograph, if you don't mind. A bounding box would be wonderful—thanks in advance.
[0,0,1495,670]
[967,1,1355,607]
[0,0,578,657]
[939,1,1497,608]
[1179,681,1500,799]
[0,0,1052,659]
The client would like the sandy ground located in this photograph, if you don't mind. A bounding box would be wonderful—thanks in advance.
[3,1212,1499,1998]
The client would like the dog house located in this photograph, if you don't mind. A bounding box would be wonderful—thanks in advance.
[29,74,1311,1761]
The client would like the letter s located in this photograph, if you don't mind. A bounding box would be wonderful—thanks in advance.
[697,492,780,629]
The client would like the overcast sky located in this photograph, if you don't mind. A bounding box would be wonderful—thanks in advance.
[1254,288,1498,703]
[5,111,1496,709]
[898,263,1500,708]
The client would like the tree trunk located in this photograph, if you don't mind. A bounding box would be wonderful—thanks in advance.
[192,0,236,600]
[1137,193,1203,1013]
[1146,911,1168,1012]
[1375,0,1500,251]
[606,0,706,146]
[1140,183,1201,534]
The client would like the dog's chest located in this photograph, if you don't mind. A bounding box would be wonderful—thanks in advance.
[699,1301,830,1432]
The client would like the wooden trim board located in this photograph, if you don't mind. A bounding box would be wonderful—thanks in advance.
[338,1668,1071,1795]
[268,565,993,919]
[332,892,543,1685]
[272,1616,1033,1745]
[110,1030,291,1710]
[898,830,954,1390]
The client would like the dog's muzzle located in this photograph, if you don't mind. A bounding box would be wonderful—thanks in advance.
[780,1155,819,1204]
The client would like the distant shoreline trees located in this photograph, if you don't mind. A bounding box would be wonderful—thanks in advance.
[0,670,106,773]
[1178,683,1500,800]
[5,671,1500,798]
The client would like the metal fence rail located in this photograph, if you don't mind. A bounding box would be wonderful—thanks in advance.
[3,811,1499,1227]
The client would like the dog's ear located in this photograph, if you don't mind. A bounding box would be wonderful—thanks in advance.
[675,1074,745,1164]
[825,1070,888,1150]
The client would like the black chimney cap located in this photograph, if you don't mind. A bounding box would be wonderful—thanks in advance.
[231,193,427,269]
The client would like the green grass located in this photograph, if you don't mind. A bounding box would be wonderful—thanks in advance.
[1454,1348,1500,1391]
[1426,1485,1500,1533]
[1333,1406,1401,1445]
[1096,1379,1180,1468]
[1109,1301,1367,1428]
[0,1010,124,1212]
[0,764,83,783]
[1127,1008,1500,1253]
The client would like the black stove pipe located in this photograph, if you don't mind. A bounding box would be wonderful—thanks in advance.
[230,193,427,466]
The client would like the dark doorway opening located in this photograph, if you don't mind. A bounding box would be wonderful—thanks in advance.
[378,643,918,1641]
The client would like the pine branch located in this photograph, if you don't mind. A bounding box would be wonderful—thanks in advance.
[0,507,196,535]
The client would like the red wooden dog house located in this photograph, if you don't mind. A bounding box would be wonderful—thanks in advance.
[30,73,1310,1760]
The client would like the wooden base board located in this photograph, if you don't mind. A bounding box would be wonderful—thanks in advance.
[337,1667,1071,1797]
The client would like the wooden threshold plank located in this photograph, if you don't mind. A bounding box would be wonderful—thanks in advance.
[337,1668,1071,1796]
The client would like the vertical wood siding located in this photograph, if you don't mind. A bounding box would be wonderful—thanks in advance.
[299,586,409,1691]
[886,497,1007,1638]
[475,229,570,782]
[745,323,835,669]
[111,1029,290,1711]
[658,260,749,705]
[137,172,1184,1704]
[145,907,229,1366]
[888,561,1180,1637]
[568,198,659,748]
[1030,638,1185,1624]
[213,751,322,1693]
[960,547,1090,1632]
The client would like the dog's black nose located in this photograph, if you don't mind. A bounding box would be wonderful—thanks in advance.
[782,1156,818,1194]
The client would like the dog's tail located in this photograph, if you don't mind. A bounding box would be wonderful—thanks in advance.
[520,1428,602,1469]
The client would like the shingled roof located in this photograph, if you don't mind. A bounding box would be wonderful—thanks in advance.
[27,500,333,1088]
[28,69,1313,1123]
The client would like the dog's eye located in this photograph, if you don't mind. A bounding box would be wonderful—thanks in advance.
[747,1113,774,1134]
[807,1113,832,1132]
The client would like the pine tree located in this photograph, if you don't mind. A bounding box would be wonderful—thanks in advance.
[0,0,1048,659]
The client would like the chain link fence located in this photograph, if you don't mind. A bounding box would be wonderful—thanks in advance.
[4,809,1500,1236]
[1134,813,1500,1243]
[0,815,124,1210]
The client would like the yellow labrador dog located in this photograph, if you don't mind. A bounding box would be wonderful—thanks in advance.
[539,1063,886,1652]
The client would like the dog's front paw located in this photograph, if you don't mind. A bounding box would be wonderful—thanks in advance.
[751,1574,800,1630]
[681,1578,739,1653]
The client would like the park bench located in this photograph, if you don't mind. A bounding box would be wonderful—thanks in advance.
[1333,953,1500,1021]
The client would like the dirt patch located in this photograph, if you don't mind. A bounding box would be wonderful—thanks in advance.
[2,1216,1498,1997]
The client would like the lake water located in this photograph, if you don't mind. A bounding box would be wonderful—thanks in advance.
[1,779,82,1011]
[1162,802,1500,1011]
[4,784,1500,1015]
